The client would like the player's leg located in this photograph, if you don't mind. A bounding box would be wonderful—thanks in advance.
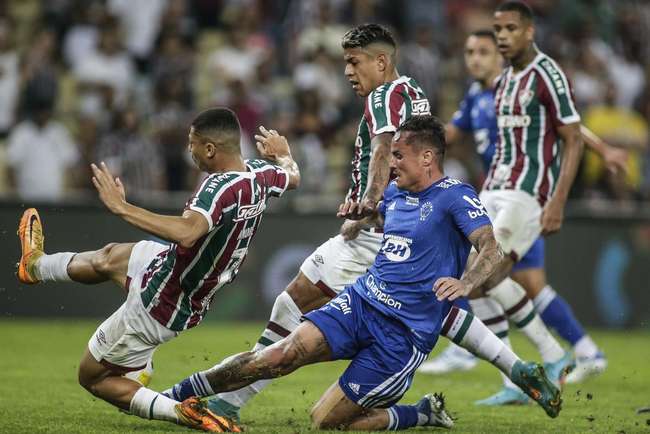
[17,207,134,287]
[417,297,478,374]
[512,265,606,383]
[202,231,382,418]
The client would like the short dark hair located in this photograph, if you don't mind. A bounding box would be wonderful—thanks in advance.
[496,1,534,22]
[191,107,241,151]
[341,24,396,50]
[396,115,446,166]
[471,29,497,45]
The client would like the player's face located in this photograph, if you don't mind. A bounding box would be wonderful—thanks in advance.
[187,127,208,172]
[493,11,533,60]
[344,47,384,97]
[464,35,500,81]
[390,133,429,191]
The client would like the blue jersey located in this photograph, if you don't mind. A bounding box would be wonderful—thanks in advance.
[350,177,492,352]
[451,82,498,172]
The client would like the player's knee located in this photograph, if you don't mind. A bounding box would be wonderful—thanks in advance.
[91,243,119,274]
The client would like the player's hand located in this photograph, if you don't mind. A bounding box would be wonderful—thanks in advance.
[603,146,629,176]
[255,126,291,161]
[540,197,564,236]
[337,198,377,220]
[91,162,127,214]
[434,277,470,301]
[340,219,363,241]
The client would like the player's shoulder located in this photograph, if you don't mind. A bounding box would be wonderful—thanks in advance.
[533,51,570,82]
[245,158,277,171]
[432,177,479,202]
[383,180,401,200]
[467,81,482,97]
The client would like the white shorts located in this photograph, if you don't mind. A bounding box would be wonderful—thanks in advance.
[479,189,542,260]
[87,240,178,372]
[300,229,383,296]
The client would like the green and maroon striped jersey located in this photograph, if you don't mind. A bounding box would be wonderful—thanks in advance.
[346,76,430,202]
[139,159,289,331]
[484,50,580,205]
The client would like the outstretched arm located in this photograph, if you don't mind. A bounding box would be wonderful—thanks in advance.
[336,201,385,241]
[355,132,393,217]
[255,126,301,190]
[434,224,504,301]
[580,125,628,176]
[91,162,209,248]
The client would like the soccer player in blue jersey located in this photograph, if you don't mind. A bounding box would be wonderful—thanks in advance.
[162,116,563,430]
[419,27,626,395]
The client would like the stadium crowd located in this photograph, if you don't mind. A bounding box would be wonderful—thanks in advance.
[0,0,648,206]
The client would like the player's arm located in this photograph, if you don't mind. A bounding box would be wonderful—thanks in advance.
[255,126,300,190]
[434,224,503,301]
[580,125,628,176]
[359,132,393,215]
[541,122,583,235]
[337,203,384,241]
[91,162,208,248]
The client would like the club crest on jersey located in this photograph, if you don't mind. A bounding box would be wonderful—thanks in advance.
[518,89,534,107]
[235,201,266,221]
[411,98,431,115]
[405,196,419,206]
[381,234,412,262]
[420,201,433,221]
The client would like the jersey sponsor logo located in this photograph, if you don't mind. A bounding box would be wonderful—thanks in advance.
[437,178,462,189]
[463,195,488,219]
[411,98,431,115]
[420,201,433,221]
[381,234,412,262]
[498,115,531,128]
[366,275,402,309]
[237,226,255,240]
[405,196,419,206]
[348,383,361,395]
[234,201,266,221]
[518,89,534,107]
[331,293,352,315]
[540,59,566,94]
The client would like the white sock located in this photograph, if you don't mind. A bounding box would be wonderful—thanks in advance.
[532,284,556,313]
[574,335,599,359]
[216,291,303,408]
[442,307,519,375]
[488,278,565,363]
[469,297,518,389]
[35,252,75,282]
[130,387,179,422]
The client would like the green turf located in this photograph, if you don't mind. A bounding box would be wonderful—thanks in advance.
[1,319,649,433]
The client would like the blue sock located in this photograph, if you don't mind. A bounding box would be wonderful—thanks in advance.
[534,285,585,346]
[162,372,213,401]
[386,405,419,430]
[453,297,472,312]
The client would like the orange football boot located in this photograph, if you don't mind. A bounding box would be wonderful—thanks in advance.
[16,208,44,284]
[175,397,242,432]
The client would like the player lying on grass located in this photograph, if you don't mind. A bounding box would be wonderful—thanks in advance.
[16,108,299,433]
[163,115,563,432]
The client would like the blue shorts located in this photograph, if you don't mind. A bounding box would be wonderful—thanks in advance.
[512,236,545,272]
[304,288,428,409]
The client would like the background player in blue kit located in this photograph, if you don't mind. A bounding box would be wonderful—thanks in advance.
[162,116,563,431]
[419,28,627,390]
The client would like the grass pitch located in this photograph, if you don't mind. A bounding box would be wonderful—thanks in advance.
[1,319,649,433]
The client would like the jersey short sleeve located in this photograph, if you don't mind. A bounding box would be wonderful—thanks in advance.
[186,174,235,231]
[536,57,581,127]
[448,185,492,239]
[451,88,474,132]
[247,159,290,197]
[364,83,405,137]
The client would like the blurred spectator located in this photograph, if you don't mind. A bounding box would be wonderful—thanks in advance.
[6,76,79,201]
[96,107,166,195]
[0,16,19,136]
[582,83,648,201]
[399,25,441,114]
[73,17,135,120]
[62,1,106,69]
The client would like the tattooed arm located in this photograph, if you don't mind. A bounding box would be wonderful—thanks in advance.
[434,224,504,301]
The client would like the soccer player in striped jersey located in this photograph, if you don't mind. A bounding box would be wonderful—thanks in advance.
[449,1,598,404]
[419,28,625,397]
[15,107,299,432]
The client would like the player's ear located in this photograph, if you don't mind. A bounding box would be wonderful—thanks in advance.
[422,148,434,166]
[205,141,216,158]
[525,22,535,43]
[376,52,387,72]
